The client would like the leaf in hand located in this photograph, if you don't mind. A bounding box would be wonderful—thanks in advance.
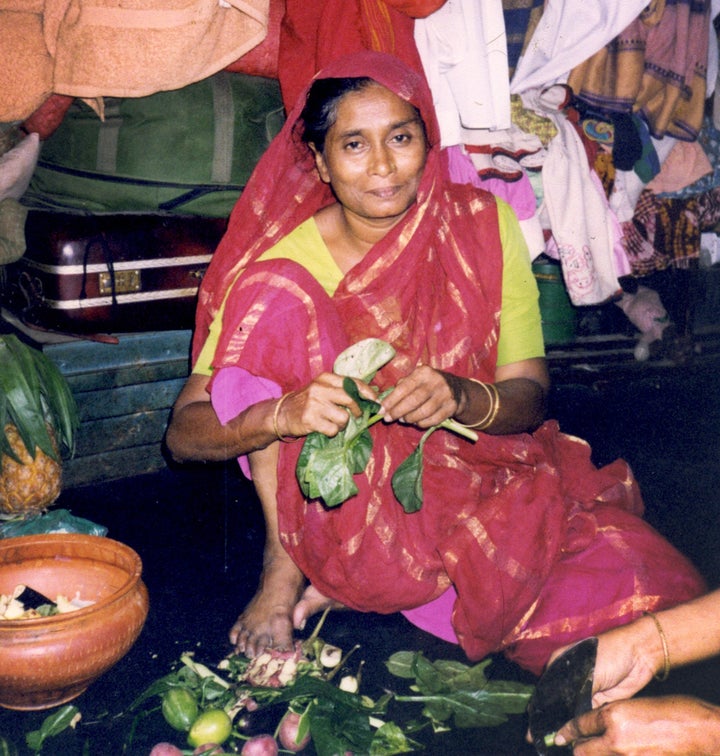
[342,376,380,415]
[297,431,330,500]
[311,446,359,508]
[391,427,436,513]
[333,338,396,382]
[344,424,373,475]
[296,378,380,508]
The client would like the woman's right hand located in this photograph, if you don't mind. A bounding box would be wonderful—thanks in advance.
[274,372,378,440]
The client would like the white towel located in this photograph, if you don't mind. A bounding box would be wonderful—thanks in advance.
[531,86,624,305]
[414,0,510,147]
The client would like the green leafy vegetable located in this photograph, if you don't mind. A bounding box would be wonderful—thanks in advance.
[126,614,532,756]
[25,704,80,753]
[297,339,478,511]
[333,337,397,382]
[296,377,383,508]
[390,428,432,513]
[386,651,533,731]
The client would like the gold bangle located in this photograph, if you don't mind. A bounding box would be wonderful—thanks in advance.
[272,392,297,442]
[643,611,671,681]
[454,379,500,431]
[479,382,500,430]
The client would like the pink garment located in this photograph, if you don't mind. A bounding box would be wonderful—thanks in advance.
[647,140,713,195]
[445,145,537,221]
[208,257,705,674]
[210,366,281,480]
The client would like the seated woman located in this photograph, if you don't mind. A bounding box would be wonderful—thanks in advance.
[165,50,705,676]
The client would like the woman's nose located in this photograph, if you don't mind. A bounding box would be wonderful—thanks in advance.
[369,146,395,176]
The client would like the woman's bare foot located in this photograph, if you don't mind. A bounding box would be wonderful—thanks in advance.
[229,550,305,657]
[292,583,346,631]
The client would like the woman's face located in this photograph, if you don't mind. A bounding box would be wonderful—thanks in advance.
[311,83,428,228]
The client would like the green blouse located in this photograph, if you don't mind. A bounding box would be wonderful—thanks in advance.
[195,198,544,375]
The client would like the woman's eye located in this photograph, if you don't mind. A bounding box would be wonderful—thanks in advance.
[391,133,411,145]
[343,140,363,151]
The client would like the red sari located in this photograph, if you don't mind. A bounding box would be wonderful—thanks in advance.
[196,52,705,675]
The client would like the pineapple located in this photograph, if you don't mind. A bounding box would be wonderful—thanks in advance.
[0,424,62,514]
[0,334,78,516]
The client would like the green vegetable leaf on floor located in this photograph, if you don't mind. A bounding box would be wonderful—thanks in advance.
[25,705,80,754]
[386,651,533,731]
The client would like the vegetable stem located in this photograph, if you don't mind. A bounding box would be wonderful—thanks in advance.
[180,653,230,689]
[440,418,478,442]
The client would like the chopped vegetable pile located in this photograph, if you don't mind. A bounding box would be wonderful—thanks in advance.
[0,584,94,620]
[128,610,534,755]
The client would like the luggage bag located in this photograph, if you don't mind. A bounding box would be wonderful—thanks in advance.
[23,72,285,218]
[0,210,227,333]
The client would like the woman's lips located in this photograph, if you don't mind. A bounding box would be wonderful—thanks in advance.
[369,185,401,199]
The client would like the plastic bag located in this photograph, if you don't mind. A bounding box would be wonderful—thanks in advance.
[0,509,108,538]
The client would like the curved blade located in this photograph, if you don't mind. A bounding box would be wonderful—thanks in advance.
[528,637,598,755]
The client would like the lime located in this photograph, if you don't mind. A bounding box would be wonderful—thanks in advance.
[187,708,232,748]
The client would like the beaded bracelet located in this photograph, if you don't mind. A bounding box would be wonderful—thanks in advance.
[643,611,671,681]
[456,379,500,431]
[272,392,298,443]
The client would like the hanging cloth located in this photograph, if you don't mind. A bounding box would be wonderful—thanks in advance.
[276,0,430,112]
[567,0,713,141]
[414,0,511,147]
[528,85,626,305]
[509,0,651,94]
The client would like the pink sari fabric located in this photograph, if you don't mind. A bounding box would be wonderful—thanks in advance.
[209,258,704,675]
[200,51,705,674]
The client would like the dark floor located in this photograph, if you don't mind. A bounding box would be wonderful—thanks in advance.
[2,352,720,755]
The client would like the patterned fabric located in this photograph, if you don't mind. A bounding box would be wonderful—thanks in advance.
[503,0,544,76]
[199,52,705,675]
[567,0,712,141]
[623,184,720,275]
[657,115,720,199]
[510,95,558,146]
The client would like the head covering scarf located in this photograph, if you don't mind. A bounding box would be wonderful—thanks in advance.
[197,51,704,674]
[194,50,448,365]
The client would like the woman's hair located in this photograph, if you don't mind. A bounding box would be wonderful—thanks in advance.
[298,76,426,153]
[299,77,375,153]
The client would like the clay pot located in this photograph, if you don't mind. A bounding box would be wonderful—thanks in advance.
[0,533,149,711]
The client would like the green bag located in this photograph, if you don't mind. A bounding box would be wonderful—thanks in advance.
[24,72,285,218]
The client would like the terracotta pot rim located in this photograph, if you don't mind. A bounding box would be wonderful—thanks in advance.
[0,533,144,629]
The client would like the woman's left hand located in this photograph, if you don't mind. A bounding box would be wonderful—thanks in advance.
[554,695,720,755]
[380,365,457,428]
